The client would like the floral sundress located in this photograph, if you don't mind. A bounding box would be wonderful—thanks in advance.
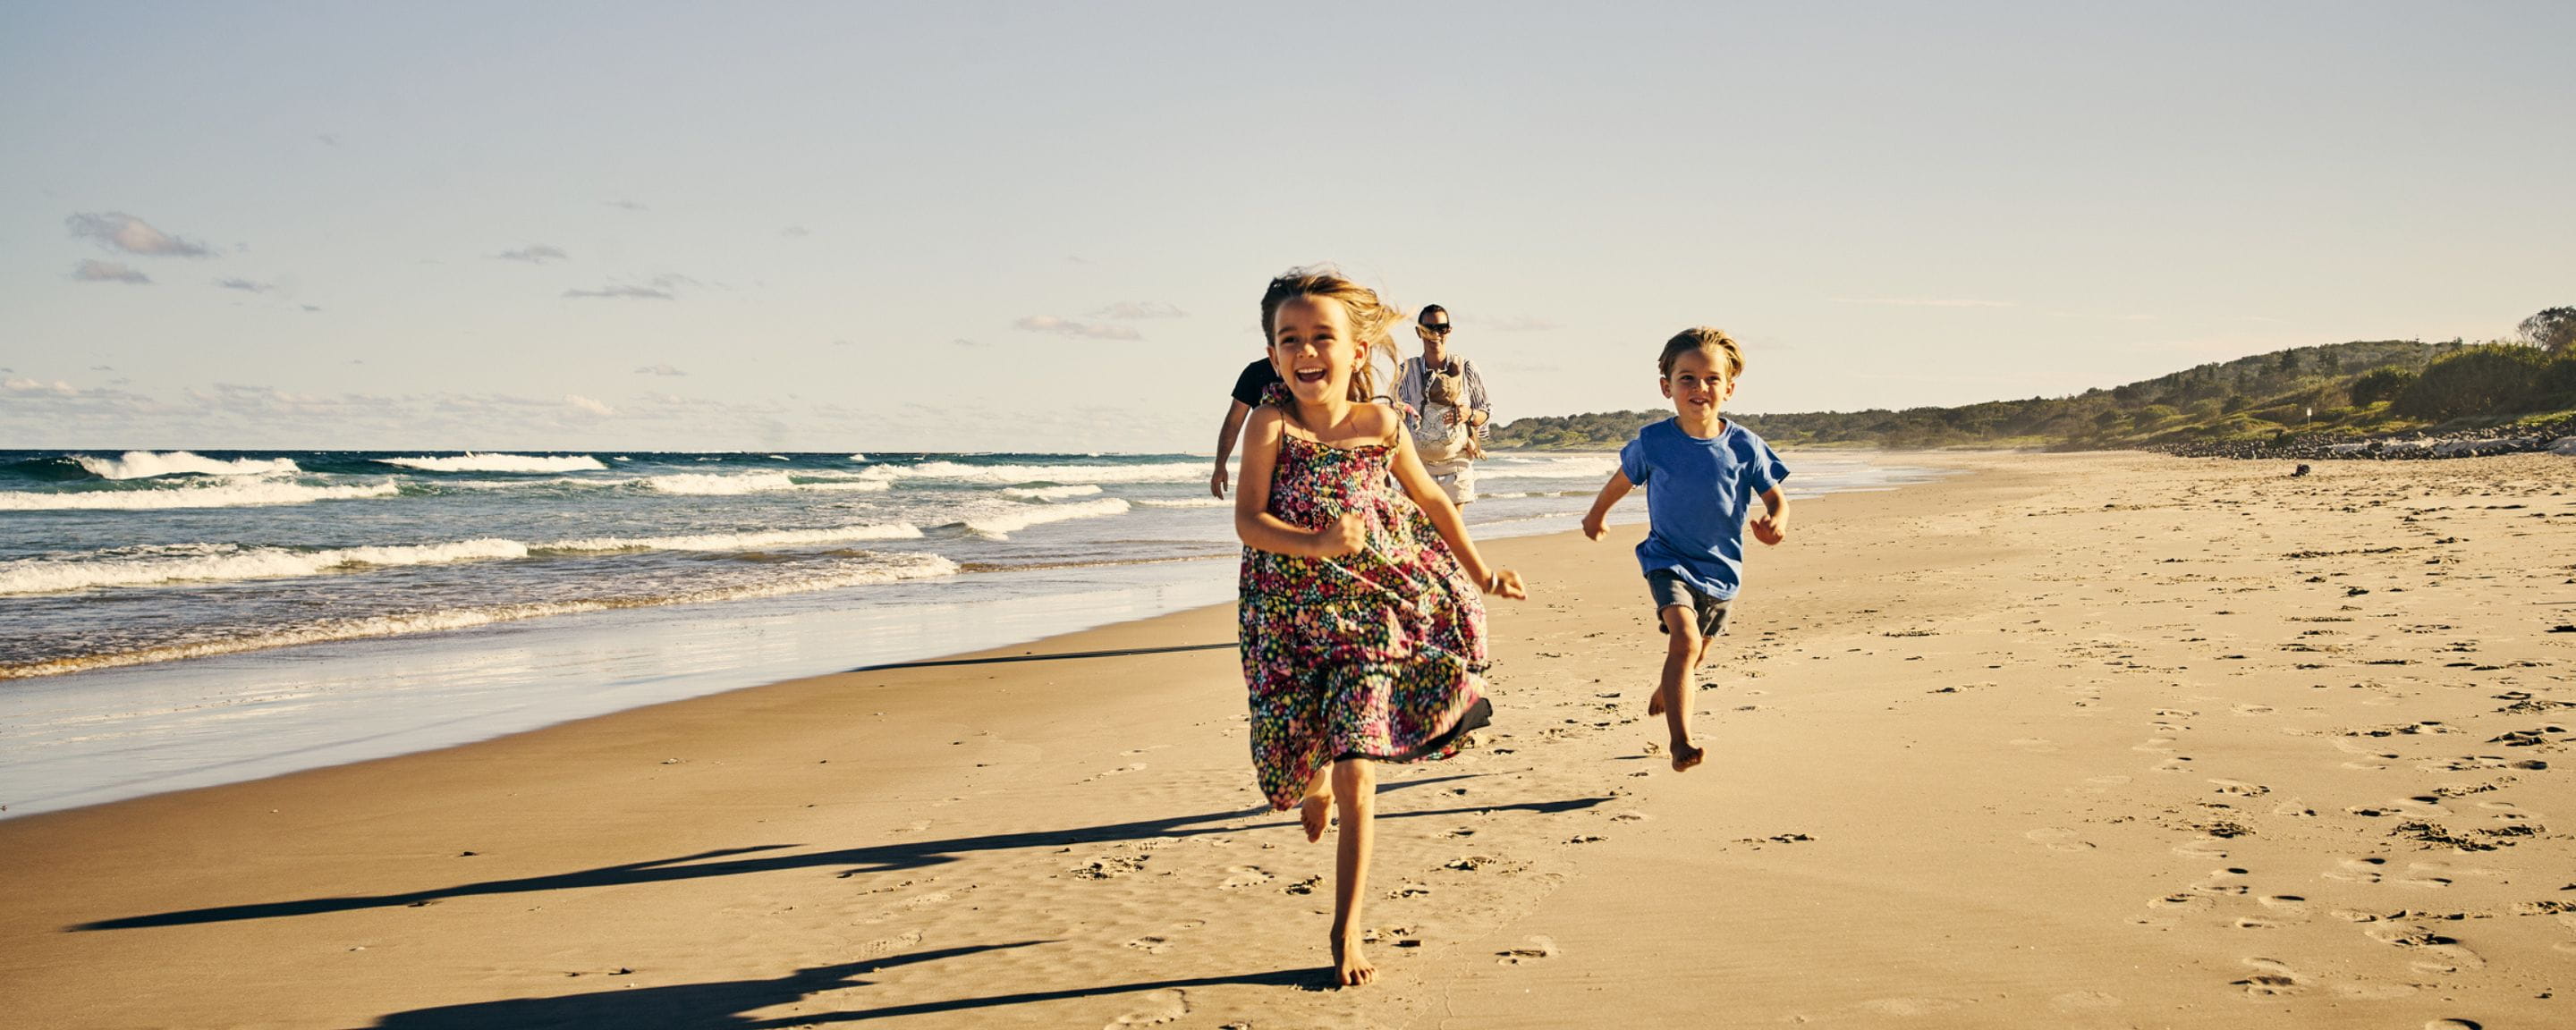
[1239,402,1493,811]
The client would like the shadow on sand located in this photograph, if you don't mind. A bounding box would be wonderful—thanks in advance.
[77,776,1608,932]
[359,941,1327,1028]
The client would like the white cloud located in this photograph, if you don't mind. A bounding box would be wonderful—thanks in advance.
[5,377,80,394]
[493,244,569,264]
[635,364,688,376]
[72,259,150,284]
[1013,315,1142,341]
[565,393,616,416]
[215,277,272,292]
[1089,301,1188,320]
[66,212,214,258]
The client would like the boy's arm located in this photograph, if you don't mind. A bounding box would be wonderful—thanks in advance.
[1750,485,1790,545]
[1580,469,1634,541]
[1233,408,1362,558]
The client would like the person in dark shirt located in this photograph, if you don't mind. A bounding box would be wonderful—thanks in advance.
[1212,357,1284,497]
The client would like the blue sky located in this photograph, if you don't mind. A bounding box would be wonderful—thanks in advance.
[4,2,2569,451]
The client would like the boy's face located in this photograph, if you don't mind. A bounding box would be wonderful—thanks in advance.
[1660,346,1737,416]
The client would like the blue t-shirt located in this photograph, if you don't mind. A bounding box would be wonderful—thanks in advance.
[1617,418,1790,600]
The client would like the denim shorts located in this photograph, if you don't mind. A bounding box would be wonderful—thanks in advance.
[1647,570,1733,638]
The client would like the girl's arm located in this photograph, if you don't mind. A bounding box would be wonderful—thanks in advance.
[1580,469,1633,540]
[1384,413,1526,599]
[1234,406,1363,558]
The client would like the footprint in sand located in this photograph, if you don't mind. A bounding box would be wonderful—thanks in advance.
[2366,924,2487,974]
[2024,827,2094,852]
[2323,856,2387,883]
[2208,779,2270,797]
[2233,704,2275,716]
[1496,935,1559,965]
[2232,957,2306,997]
[2132,737,2176,753]
[2257,894,2309,912]
[1217,865,1274,890]
[2171,836,2230,859]
[1124,920,1206,955]
[2421,1020,2483,1030]
[1103,988,1189,1028]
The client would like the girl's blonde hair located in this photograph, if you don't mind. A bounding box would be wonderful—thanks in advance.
[1260,265,1402,405]
[1659,325,1745,379]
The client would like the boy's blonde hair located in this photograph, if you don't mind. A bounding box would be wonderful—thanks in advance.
[1657,326,1744,379]
[1259,265,1401,404]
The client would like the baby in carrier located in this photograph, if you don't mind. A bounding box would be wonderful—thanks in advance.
[1416,361,1484,465]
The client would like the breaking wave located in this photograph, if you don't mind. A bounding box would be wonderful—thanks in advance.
[0,553,961,679]
[377,453,610,474]
[0,480,401,511]
[72,451,301,480]
[539,521,925,553]
[0,539,530,595]
[861,460,1201,485]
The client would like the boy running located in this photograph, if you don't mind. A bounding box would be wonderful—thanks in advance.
[1580,327,1791,771]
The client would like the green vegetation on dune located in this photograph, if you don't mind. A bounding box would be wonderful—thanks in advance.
[1491,321,2576,452]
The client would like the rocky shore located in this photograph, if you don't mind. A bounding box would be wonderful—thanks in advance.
[2148,412,2576,460]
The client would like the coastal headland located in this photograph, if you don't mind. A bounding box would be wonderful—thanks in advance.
[3,452,2569,1028]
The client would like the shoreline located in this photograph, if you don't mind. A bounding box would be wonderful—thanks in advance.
[4,452,2568,1027]
[1,450,1948,819]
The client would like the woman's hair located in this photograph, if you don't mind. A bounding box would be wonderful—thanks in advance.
[1260,265,1402,404]
[1658,326,1745,379]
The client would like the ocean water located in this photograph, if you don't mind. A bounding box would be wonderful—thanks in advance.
[0,448,1945,816]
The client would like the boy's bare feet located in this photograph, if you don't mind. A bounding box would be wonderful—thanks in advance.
[1332,930,1377,986]
[1670,742,1706,772]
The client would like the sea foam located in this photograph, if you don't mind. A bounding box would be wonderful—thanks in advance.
[863,460,1201,485]
[0,552,961,679]
[0,481,401,511]
[949,497,1131,537]
[1000,485,1105,501]
[0,539,530,595]
[73,451,301,480]
[540,521,925,553]
[378,453,609,474]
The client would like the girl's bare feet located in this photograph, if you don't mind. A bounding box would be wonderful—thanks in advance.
[1300,769,1335,843]
[1670,742,1706,772]
[1331,929,1377,986]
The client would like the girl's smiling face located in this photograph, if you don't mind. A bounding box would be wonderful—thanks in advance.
[1269,295,1360,405]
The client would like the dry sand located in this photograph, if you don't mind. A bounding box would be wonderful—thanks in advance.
[2,452,2571,1029]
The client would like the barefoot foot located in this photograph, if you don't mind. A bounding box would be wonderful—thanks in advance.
[1332,932,1377,987]
[1301,789,1334,843]
[1670,743,1706,772]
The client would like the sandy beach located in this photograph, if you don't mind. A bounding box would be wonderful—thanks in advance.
[3,451,2571,1029]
